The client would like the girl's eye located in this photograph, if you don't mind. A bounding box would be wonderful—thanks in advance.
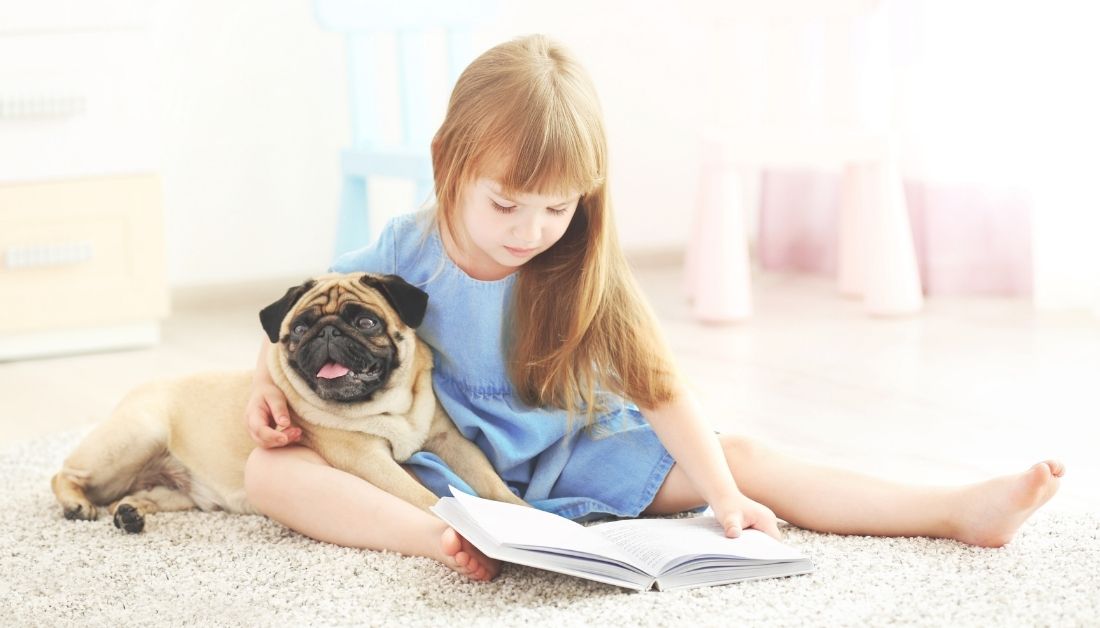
[491,200,515,214]
[356,317,377,330]
[549,207,569,216]
[292,324,308,335]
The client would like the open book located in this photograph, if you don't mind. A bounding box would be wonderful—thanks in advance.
[430,486,814,592]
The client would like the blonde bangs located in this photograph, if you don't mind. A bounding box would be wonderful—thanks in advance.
[466,79,605,201]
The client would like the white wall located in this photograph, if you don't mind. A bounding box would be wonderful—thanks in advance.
[153,1,349,286]
[33,0,1099,312]
[154,0,708,287]
[900,3,1100,311]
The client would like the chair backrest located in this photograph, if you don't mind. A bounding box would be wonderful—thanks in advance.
[314,0,497,151]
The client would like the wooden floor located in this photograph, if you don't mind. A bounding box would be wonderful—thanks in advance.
[2,267,1096,513]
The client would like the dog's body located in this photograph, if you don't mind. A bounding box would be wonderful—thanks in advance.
[52,273,526,533]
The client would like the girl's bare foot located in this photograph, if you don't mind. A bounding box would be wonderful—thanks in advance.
[953,460,1065,547]
[438,527,500,581]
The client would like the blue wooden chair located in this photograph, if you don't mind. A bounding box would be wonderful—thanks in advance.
[314,0,497,257]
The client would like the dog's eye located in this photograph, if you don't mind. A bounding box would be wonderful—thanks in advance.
[292,324,308,335]
[356,316,377,330]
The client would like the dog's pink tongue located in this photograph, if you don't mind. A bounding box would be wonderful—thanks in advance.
[316,362,350,379]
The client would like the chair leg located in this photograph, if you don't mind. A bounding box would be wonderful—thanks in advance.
[334,174,369,258]
[691,141,753,323]
[684,184,704,302]
[857,158,923,316]
[837,163,867,298]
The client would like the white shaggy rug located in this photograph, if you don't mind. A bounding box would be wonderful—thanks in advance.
[3,430,1098,627]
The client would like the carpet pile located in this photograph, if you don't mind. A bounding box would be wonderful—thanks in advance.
[3,431,1097,626]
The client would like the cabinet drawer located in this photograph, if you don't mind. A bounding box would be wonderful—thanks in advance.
[0,28,157,183]
[0,175,169,334]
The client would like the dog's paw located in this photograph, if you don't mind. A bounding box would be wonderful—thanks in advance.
[62,501,98,521]
[112,503,145,534]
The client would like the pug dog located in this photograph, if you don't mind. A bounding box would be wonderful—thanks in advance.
[52,272,527,533]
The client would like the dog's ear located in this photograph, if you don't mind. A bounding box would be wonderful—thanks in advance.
[360,274,428,329]
[259,280,316,343]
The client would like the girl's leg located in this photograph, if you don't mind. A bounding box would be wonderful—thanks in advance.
[244,445,498,580]
[645,435,1063,548]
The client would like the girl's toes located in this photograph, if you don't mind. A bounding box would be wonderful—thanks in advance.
[453,551,469,568]
[1046,460,1066,477]
[441,528,461,556]
[1030,462,1051,481]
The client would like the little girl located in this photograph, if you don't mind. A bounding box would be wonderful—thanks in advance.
[243,34,1063,582]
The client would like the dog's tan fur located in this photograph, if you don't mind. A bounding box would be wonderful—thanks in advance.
[51,273,526,533]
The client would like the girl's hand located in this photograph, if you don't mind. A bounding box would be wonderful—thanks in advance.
[244,382,302,448]
[711,493,782,540]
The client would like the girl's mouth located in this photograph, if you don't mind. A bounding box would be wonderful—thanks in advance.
[505,245,538,257]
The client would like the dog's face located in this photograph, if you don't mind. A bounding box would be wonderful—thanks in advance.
[259,273,428,403]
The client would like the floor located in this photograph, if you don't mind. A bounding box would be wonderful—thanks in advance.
[2,267,1097,513]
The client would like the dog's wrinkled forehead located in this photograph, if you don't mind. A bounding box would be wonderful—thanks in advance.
[293,275,393,321]
[260,272,428,343]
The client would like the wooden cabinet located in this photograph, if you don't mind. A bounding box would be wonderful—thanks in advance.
[0,3,168,360]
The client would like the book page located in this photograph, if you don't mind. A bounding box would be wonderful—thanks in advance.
[448,488,642,568]
[591,516,806,574]
[432,497,655,590]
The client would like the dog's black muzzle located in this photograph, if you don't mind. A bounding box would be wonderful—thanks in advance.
[291,323,395,402]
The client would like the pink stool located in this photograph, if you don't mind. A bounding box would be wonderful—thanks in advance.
[686,138,923,322]
[685,136,753,322]
[686,2,923,322]
[840,159,923,316]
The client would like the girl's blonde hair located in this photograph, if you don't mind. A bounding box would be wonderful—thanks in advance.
[431,34,680,426]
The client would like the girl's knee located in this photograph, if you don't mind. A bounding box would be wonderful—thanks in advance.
[244,445,322,506]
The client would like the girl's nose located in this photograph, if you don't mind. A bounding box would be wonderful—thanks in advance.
[513,213,541,244]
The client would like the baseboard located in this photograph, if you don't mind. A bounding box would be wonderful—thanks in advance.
[625,246,684,269]
[0,321,160,362]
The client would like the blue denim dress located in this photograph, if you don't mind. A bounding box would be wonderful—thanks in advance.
[330,212,675,520]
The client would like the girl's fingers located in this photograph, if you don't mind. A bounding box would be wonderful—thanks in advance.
[245,405,287,448]
[747,512,782,539]
[267,400,300,445]
[265,427,289,448]
[740,508,782,540]
[721,514,743,538]
[762,518,782,540]
[267,396,291,428]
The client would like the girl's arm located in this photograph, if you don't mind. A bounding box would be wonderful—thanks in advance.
[640,390,779,538]
[244,337,303,448]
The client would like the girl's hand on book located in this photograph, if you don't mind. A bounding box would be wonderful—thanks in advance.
[714,494,781,540]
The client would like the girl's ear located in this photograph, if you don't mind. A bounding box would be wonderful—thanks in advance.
[259,280,316,343]
[360,274,429,329]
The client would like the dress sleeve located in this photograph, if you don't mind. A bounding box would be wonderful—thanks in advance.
[328,218,398,275]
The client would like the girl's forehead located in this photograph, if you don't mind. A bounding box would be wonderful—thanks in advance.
[469,142,597,201]
[477,177,580,204]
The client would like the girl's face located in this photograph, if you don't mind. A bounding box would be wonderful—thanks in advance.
[450,177,582,280]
